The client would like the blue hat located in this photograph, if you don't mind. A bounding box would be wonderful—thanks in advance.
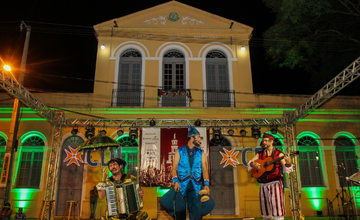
[188,124,200,137]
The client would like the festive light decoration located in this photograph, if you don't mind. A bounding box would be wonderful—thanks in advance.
[157,89,193,101]
[63,146,84,166]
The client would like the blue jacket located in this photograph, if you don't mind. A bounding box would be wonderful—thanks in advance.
[177,145,203,196]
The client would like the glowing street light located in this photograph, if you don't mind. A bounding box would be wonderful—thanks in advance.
[3,65,11,72]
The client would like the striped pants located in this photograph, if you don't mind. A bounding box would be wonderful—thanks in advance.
[259,180,285,220]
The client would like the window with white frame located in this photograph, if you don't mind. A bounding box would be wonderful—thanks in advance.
[206,51,228,91]
[113,49,143,107]
[16,135,45,188]
[297,135,324,187]
[335,135,358,187]
[205,51,233,107]
[161,50,186,107]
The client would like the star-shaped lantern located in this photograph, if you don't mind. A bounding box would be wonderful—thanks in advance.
[63,146,84,166]
[219,147,240,168]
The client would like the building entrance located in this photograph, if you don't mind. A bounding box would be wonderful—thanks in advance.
[209,137,235,215]
[56,136,85,216]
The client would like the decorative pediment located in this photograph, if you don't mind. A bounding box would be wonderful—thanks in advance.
[94,1,252,35]
[142,13,204,26]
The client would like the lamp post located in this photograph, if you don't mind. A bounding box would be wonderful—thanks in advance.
[0,21,31,205]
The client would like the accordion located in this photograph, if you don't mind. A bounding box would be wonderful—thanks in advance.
[105,182,143,217]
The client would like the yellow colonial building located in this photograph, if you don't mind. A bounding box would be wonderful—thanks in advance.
[0,1,360,220]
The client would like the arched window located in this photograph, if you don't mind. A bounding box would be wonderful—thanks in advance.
[0,135,6,176]
[0,136,6,146]
[335,135,358,187]
[205,51,233,107]
[210,136,231,147]
[297,135,324,187]
[161,50,187,107]
[117,135,139,178]
[22,135,45,146]
[17,134,45,188]
[63,135,84,147]
[113,49,143,107]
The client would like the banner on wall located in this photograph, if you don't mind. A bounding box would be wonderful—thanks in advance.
[0,153,11,187]
[139,127,208,187]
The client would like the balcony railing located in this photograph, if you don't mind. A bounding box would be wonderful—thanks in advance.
[203,90,235,107]
[157,89,191,107]
[111,89,144,107]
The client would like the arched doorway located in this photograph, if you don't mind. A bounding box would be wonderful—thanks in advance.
[209,137,235,215]
[117,135,139,178]
[56,136,85,216]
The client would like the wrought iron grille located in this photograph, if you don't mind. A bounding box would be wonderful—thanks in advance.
[159,94,189,107]
[203,90,235,107]
[111,89,144,107]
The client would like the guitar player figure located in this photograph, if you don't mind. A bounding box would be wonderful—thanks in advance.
[247,133,293,220]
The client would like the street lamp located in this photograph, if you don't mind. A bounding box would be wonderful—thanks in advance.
[2,21,31,205]
[3,65,11,72]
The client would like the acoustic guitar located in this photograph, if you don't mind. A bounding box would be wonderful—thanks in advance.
[251,151,300,180]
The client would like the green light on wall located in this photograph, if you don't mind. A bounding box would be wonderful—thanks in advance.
[157,187,170,197]
[0,118,47,121]
[299,119,360,123]
[12,188,37,209]
[17,201,30,210]
[303,187,325,210]
[348,186,360,207]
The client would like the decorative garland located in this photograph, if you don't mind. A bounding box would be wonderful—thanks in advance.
[157,89,193,102]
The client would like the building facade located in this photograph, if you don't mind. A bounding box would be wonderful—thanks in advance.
[0,1,359,219]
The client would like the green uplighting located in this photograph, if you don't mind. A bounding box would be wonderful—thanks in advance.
[0,107,37,114]
[12,188,37,209]
[303,187,326,210]
[157,187,170,197]
[12,188,39,193]
[348,186,360,207]
[299,119,360,123]
[0,118,47,121]
[17,201,29,209]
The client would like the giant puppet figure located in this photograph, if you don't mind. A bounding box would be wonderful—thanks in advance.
[160,125,214,220]
[248,133,293,220]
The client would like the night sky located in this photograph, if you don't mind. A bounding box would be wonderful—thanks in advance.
[0,1,356,96]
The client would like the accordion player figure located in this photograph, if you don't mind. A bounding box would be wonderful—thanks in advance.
[97,158,150,220]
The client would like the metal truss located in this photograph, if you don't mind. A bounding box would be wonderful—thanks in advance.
[0,71,64,125]
[283,112,304,220]
[42,123,63,220]
[287,56,360,124]
[66,118,285,128]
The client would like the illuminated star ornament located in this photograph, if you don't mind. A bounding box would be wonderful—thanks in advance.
[63,146,84,166]
[219,147,240,168]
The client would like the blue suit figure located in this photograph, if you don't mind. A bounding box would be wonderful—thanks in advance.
[171,125,211,220]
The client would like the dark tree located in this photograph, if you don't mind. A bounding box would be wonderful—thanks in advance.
[263,0,360,92]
